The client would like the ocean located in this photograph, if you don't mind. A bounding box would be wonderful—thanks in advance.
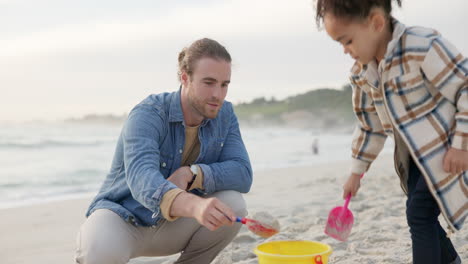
[0,122,394,209]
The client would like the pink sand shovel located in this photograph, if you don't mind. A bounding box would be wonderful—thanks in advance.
[324,194,354,241]
[324,173,363,241]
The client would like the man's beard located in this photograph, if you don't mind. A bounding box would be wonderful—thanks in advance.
[188,93,222,120]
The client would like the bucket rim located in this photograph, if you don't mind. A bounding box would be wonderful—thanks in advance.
[254,240,332,259]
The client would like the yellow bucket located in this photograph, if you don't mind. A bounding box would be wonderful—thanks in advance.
[254,240,332,264]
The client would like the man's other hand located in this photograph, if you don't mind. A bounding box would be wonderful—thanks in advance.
[167,166,193,190]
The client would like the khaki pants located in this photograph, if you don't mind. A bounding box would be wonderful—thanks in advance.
[75,191,247,264]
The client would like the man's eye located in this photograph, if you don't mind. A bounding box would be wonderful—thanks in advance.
[345,39,353,45]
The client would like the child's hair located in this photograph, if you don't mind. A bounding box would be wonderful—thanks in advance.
[315,0,402,28]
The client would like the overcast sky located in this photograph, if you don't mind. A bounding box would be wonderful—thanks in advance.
[1,0,467,122]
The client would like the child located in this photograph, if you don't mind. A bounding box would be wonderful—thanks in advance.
[314,1,467,263]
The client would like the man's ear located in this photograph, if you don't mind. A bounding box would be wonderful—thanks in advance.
[181,71,189,86]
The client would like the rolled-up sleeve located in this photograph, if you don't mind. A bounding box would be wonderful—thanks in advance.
[122,105,179,214]
[199,106,253,194]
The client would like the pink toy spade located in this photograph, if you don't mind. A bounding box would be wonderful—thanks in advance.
[324,194,354,241]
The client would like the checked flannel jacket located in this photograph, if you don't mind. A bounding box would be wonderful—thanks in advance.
[348,19,467,232]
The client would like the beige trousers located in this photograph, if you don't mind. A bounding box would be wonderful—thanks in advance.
[75,190,247,264]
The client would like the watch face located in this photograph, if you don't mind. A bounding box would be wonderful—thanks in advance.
[190,165,198,175]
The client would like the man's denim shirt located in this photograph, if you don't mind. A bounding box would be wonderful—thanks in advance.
[86,90,253,227]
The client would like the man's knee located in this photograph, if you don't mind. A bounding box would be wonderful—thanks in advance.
[213,190,247,217]
[75,210,133,264]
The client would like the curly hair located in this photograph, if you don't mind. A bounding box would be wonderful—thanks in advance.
[177,38,231,81]
[315,0,402,28]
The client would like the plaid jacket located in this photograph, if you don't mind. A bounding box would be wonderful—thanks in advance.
[349,19,467,231]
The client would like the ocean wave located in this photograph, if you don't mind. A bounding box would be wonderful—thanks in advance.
[0,169,105,188]
[0,139,115,149]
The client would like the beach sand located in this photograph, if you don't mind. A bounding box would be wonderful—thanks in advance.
[1,154,466,264]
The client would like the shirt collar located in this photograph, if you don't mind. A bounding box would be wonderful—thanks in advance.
[383,18,406,60]
[168,86,210,126]
[168,87,184,123]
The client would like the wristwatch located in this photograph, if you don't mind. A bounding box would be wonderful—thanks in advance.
[186,164,198,190]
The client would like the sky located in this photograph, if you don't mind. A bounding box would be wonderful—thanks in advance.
[1,0,467,122]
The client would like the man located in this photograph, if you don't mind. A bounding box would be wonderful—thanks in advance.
[75,38,253,264]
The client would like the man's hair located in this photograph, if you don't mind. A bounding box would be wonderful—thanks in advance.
[177,38,231,81]
[314,0,402,28]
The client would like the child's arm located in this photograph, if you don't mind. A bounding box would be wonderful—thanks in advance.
[349,83,388,176]
[343,82,388,198]
[343,83,387,198]
[420,36,468,174]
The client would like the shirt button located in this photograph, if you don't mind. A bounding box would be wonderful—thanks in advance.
[162,162,166,167]
[220,142,224,147]
[179,149,183,153]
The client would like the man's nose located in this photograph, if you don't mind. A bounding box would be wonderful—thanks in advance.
[212,85,222,99]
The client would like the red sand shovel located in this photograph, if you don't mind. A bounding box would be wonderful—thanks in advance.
[236,217,279,238]
[324,194,354,241]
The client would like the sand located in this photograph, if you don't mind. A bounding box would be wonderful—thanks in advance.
[1,154,466,264]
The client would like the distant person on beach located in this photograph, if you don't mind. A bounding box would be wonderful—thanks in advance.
[75,38,252,264]
[312,138,319,155]
[315,0,467,263]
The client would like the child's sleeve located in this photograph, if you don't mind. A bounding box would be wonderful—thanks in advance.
[421,36,468,151]
[349,82,388,175]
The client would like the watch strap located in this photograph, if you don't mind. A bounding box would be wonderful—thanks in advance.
[186,165,197,190]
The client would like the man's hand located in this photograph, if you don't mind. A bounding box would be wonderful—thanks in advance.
[166,166,193,190]
[443,147,468,175]
[192,197,236,231]
[170,192,236,231]
[343,173,362,199]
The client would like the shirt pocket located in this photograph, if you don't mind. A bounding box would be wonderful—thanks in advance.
[205,138,225,162]
[159,152,174,178]
[385,70,435,119]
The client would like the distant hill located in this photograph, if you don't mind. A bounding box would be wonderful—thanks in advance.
[64,113,126,124]
[234,85,355,129]
[64,85,356,130]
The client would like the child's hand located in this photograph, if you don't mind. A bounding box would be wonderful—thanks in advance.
[443,148,468,175]
[343,173,362,199]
